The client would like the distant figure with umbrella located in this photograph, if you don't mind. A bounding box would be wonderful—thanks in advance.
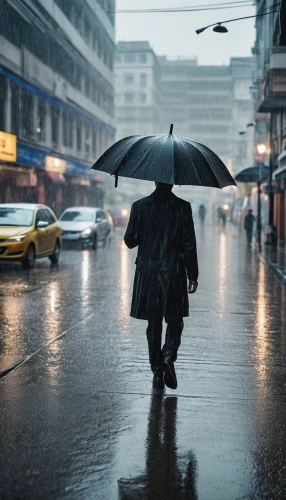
[244,209,255,245]
[91,124,236,390]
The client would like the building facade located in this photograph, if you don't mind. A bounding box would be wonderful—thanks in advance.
[115,41,161,140]
[0,0,116,216]
[159,56,254,209]
[252,0,286,244]
[160,56,254,174]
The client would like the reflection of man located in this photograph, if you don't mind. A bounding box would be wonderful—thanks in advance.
[124,182,198,390]
[118,395,198,499]
[244,209,255,245]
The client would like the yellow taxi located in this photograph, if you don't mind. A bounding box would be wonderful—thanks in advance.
[0,203,62,268]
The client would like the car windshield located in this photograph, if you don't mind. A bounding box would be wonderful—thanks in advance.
[0,207,34,227]
[60,211,94,222]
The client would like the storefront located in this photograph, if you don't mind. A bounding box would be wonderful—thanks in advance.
[274,151,286,244]
[0,132,105,213]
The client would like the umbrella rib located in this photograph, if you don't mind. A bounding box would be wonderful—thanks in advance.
[188,140,222,188]
[112,135,165,177]
[174,137,202,185]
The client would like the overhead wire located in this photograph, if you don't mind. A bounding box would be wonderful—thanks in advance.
[113,2,255,14]
[111,1,281,14]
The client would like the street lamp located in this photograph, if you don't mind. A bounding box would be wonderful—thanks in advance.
[255,143,266,252]
[257,143,267,155]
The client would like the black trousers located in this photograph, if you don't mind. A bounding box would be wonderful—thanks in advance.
[146,318,184,374]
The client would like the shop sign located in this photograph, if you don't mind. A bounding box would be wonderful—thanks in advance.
[45,156,67,174]
[0,131,17,162]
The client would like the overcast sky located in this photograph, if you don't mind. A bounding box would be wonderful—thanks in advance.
[116,0,256,65]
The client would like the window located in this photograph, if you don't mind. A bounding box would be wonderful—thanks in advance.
[140,73,147,87]
[84,72,90,98]
[140,93,147,103]
[75,64,82,90]
[92,32,97,51]
[92,129,97,155]
[92,84,97,103]
[125,53,136,63]
[84,18,91,43]
[36,208,48,225]
[21,90,34,139]
[10,83,19,136]
[139,54,147,64]
[43,208,56,225]
[77,120,82,151]
[115,54,122,62]
[0,76,7,131]
[124,73,134,85]
[0,207,34,227]
[124,93,134,103]
[51,106,60,146]
[60,210,94,222]
[37,99,46,142]
[85,123,90,155]
[62,112,68,147]
[68,115,73,148]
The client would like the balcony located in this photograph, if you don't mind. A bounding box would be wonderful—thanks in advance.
[258,47,286,112]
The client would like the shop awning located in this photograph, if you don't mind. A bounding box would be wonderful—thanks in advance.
[258,97,286,112]
[274,165,286,180]
[47,172,66,184]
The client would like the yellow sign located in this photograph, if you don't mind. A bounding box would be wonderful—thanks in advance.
[45,156,66,174]
[0,131,17,162]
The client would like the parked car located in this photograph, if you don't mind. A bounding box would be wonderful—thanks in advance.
[0,203,61,268]
[59,207,111,249]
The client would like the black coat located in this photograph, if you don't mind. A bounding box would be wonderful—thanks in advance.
[124,188,198,321]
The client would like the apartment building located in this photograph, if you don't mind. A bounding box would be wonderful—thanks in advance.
[0,0,116,215]
[252,0,286,242]
[115,41,161,140]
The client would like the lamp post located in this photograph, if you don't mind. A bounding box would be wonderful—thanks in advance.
[256,143,266,252]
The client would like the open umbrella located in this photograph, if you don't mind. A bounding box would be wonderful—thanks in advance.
[235,164,269,183]
[235,164,269,253]
[91,124,236,188]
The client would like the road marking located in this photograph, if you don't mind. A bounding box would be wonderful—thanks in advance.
[0,313,95,382]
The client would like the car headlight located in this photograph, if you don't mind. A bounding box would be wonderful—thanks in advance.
[82,228,92,236]
[7,235,26,242]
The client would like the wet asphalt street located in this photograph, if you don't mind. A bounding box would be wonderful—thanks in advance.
[0,220,286,500]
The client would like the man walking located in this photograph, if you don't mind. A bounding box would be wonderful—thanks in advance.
[244,209,255,245]
[124,182,198,390]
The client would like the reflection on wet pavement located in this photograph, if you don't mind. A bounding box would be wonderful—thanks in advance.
[118,394,198,499]
[0,224,286,499]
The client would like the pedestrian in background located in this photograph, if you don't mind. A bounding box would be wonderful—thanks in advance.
[124,182,198,390]
[244,209,255,245]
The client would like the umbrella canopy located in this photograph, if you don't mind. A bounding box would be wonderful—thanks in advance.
[235,164,269,184]
[91,125,236,189]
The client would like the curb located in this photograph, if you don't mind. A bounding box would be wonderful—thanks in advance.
[258,252,286,286]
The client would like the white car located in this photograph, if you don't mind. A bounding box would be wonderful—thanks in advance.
[59,207,111,249]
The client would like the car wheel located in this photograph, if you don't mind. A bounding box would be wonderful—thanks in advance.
[49,240,60,264]
[92,234,97,250]
[23,244,36,269]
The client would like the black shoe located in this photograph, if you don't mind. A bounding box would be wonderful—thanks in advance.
[163,360,177,389]
[152,373,164,390]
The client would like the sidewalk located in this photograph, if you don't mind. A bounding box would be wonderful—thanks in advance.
[260,242,286,285]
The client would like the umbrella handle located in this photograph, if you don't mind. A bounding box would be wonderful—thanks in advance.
[115,175,118,188]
